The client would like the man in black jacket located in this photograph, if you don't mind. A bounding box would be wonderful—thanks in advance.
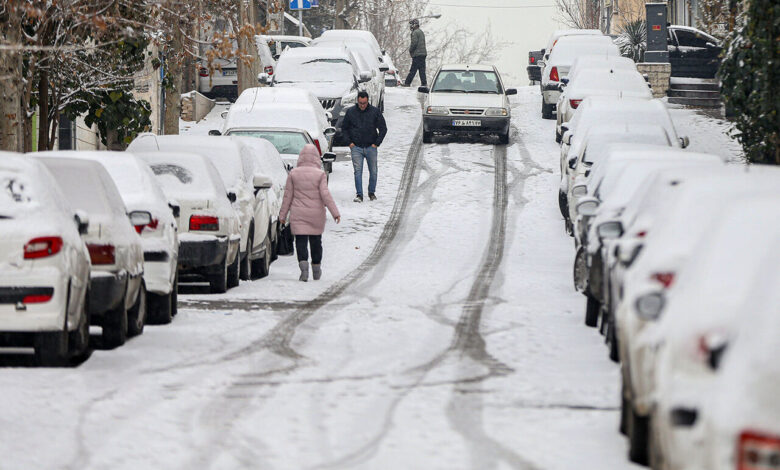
[341,91,388,202]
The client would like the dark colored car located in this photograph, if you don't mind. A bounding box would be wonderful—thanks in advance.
[667,26,722,78]
[527,50,543,82]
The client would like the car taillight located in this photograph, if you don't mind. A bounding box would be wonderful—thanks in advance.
[651,272,675,288]
[134,218,159,234]
[199,67,209,77]
[738,430,780,470]
[637,230,647,238]
[570,99,582,109]
[530,56,536,64]
[24,237,63,259]
[264,65,274,75]
[313,139,322,155]
[550,66,560,82]
[23,294,52,304]
[87,244,115,265]
[189,215,219,231]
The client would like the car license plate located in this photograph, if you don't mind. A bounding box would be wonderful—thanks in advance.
[453,119,481,127]
[222,69,237,76]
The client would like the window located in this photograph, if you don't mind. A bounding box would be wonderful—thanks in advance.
[673,30,712,48]
[58,116,75,150]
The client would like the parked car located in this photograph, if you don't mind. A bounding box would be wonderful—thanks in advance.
[0,154,91,365]
[383,53,402,87]
[419,64,517,144]
[267,46,367,146]
[311,38,388,110]
[35,156,146,348]
[42,151,180,324]
[667,25,722,78]
[135,151,242,293]
[564,55,638,85]
[555,68,653,142]
[540,35,619,119]
[217,87,336,159]
[198,57,238,101]
[318,29,386,66]
[129,135,278,280]
[527,50,543,83]
[541,29,604,64]
[260,34,311,60]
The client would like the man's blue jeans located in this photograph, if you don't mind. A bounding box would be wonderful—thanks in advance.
[351,146,378,197]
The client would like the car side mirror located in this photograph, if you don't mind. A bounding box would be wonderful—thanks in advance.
[208,129,222,136]
[679,136,690,148]
[505,88,517,96]
[418,86,430,93]
[258,73,270,84]
[324,127,337,138]
[557,83,566,92]
[168,202,180,218]
[706,41,717,48]
[253,174,273,191]
[597,220,623,240]
[540,48,546,55]
[227,192,237,203]
[564,132,573,145]
[128,210,152,228]
[561,123,569,135]
[321,152,337,164]
[74,210,89,235]
[359,71,372,82]
[561,77,569,85]
[576,197,600,217]
[325,111,333,122]
[568,156,578,170]
[220,110,229,119]
[379,65,389,72]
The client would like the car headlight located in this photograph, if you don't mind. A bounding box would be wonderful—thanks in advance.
[341,92,358,106]
[485,107,508,116]
[426,106,449,115]
[635,292,665,321]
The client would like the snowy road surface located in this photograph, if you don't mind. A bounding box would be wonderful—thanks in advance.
[0,88,739,469]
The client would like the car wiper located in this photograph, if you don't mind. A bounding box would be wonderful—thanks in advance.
[432,89,466,93]
[468,90,498,94]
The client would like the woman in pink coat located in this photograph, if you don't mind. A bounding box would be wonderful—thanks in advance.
[279,144,341,281]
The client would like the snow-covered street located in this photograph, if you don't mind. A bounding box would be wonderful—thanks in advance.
[0,87,741,469]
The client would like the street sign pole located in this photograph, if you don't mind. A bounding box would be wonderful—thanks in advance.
[298,9,303,36]
[290,0,311,37]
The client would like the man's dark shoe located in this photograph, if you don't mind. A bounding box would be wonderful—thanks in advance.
[354,195,363,203]
[368,193,377,201]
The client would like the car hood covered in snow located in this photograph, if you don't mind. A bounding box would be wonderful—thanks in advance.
[274,81,352,100]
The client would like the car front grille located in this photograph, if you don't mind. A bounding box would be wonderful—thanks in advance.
[450,108,485,116]
[320,99,338,110]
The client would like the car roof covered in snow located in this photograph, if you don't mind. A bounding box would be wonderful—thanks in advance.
[580,124,673,163]
[319,29,381,53]
[568,55,637,78]
[566,68,653,99]
[313,38,381,69]
[0,152,73,220]
[547,35,619,65]
[280,46,353,61]
[545,29,603,52]
[234,87,321,109]
[223,103,321,137]
[439,63,496,72]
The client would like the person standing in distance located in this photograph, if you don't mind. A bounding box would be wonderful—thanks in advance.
[404,18,427,87]
[341,90,388,202]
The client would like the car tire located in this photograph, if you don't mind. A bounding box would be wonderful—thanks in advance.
[585,294,600,327]
[558,190,569,220]
[171,272,179,316]
[252,229,273,279]
[542,102,554,119]
[380,98,385,113]
[628,404,650,465]
[555,128,562,143]
[103,295,128,349]
[148,287,173,325]
[498,132,510,145]
[35,329,68,367]
[68,290,90,360]
[208,256,229,294]
[127,282,146,337]
[240,228,253,281]
[607,310,620,362]
[423,131,433,144]
[620,392,629,436]
[227,251,240,288]
[648,414,666,470]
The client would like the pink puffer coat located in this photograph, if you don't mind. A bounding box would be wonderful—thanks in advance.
[279,144,340,235]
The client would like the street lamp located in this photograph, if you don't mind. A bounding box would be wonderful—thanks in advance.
[392,13,442,24]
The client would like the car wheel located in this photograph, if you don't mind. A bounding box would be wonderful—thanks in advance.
[103,295,128,349]
[555,128,562,143]
[607,310,620,362]
[628,404,650,465]
[648,414,666,470]
[620,392,629,436]
[542,102,554,119]
[558,190,569,220]
[240,228,253,281]
[127,282,146,337]
[35,329,68,367]
[585,294,600,327]
[252,229,273,279]
[271,221,279,262]
[423,131,433,144]
[227,250,240,288]
[498,132,509,145]
[171,272,179,316]
[68,290,90,359]
[208,256,229,294]
[148,287,173,325]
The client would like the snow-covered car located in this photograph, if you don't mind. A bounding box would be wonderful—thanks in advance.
[555,69,652,142]
[541,29,604,64]
[128,135,273,281]
[36,156,146,348]
[260,34,311,61]
[318,29,386,66]
[214,87,336,159]
[419,64,517,144]
[267,46,367,145]
[136,151,242,293]
[642,199,780,468]
[540,35,619,119]
[382,53,402,87]
[564,55,638,85]
[312,37,388,110]
[0,154,91,365]
[230,136,294,259]
[43,151,180,324]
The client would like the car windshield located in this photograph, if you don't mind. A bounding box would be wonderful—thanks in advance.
[227,130,308,156]
[431,70,503,94]
[0,171,37,218]
[275,58,354,83]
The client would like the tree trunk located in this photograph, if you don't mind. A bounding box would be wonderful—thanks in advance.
[0,12,22,152]
[163,23,183,135]
[336,0,347,29]
[37,70,50,151]
[236,0,256,96]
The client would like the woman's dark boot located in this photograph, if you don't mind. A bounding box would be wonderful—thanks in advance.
[312,264,322,280]
[299,261,309,282]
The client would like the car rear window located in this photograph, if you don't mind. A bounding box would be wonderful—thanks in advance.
[228,131,308,156]
[46,163,123,217]
[146,160,222,201]
[0,170,37,217]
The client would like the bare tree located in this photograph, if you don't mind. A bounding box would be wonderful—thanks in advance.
[555,0,600,29]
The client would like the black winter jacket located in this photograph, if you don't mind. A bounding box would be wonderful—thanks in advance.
[341,104,388,148]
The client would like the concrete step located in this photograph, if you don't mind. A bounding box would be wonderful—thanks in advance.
[669,81,719,92]
[667,96,723,108]
[668,89,721,99]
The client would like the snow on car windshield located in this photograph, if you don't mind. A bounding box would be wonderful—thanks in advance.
[275,58,353,83]
[0,171,37,217]
[228,131,308,156]
[432,70,502,94]
[148,162,220,200]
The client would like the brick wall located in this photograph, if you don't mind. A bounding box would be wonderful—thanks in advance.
[637,63,672,98]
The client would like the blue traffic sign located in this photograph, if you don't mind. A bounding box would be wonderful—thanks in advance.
[289,0,311,9]
[311,0,319,6]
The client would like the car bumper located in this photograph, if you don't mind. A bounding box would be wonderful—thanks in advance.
[89,271,128,318]
[527,66,541,82]
[143,251,176,295]
[0,277,67,332]
[178,236,229,271]
[423,116,510,135]
[542,85,561,105]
